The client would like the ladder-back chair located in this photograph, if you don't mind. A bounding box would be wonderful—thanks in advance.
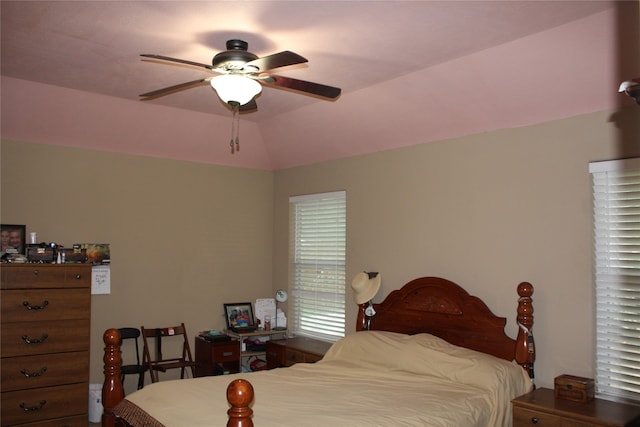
[141,323,197,383]
[118,327,148,390]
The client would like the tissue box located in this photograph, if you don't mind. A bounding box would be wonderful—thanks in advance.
[554,374,594,403]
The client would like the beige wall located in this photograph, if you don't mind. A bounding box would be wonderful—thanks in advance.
[273,107,640,390]
[0,142,274,391]
[1,106,638,392]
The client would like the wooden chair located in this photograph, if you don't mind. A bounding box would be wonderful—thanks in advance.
[141,323,197,383]
[118,327,148,390]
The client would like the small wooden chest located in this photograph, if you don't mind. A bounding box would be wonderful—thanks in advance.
[26,245,55,262]
[554,374,595,403]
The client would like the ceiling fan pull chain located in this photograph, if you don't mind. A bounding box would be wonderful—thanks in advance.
[229,102,240,154]
[234,105,240,153]
[230,105,235,154]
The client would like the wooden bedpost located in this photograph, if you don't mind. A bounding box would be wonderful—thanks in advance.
[227,378,254,427]
[355,303,367,331]
[515,282,535,380]
[103,328,124,427]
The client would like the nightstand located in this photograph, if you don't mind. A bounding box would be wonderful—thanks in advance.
[266,336,333,369]
[194,336,239,376]
[512,388,640,426]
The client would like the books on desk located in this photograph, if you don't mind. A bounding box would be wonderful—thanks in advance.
[199,330,231,342]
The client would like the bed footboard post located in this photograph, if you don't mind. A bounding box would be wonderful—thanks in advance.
[103,328,124,427]
[515,282,535,380]
[227,378,254,427]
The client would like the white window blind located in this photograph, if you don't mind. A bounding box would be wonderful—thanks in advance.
[590,157,640,402]
[289,191,346,342]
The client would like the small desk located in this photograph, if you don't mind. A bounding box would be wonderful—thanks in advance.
[266,336,333,369]
[194,337,239,376]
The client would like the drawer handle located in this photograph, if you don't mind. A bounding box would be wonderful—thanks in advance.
[223,351,233,357]
[530,417,539,424]
[20,367,47,377]
[32,269,40,276]
[22,300,49,310]
[20,400,46,412]
[75,274,82,280]
[21,333,49,344]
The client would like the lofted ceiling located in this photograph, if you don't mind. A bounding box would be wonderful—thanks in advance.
[1,1,636,170]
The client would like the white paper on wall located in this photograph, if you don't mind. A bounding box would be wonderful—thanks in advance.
[255,298,276,326]
[91,265,111,294]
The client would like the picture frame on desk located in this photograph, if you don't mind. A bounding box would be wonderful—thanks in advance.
[224,302,256,330]
[1,224,26,255]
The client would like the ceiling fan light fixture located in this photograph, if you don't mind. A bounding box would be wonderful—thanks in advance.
[210,74,262,106]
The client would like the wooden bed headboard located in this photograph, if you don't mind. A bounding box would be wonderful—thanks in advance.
[356,277,535,376]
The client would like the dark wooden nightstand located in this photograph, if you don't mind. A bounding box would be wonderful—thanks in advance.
[266,336,333,369]
[512,388,640,426]
[194,336,239,376]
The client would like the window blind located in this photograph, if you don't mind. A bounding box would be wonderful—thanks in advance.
[590,157,640,402]
[289,191,346,342]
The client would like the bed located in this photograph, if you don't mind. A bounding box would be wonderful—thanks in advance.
[102,276,535,427]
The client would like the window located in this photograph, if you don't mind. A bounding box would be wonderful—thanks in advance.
[590,157,640,402]
[289,191,346,342]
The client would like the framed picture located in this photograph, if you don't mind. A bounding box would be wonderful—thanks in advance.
[78,243,111,265]
[1,224,26,255]
[223,302,256,330]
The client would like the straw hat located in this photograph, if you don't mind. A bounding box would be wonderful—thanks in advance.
[351,272,381,304]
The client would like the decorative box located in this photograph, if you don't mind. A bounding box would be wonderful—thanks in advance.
[60,247,88,263]
[26,245,55,263]
[554,374,595,403]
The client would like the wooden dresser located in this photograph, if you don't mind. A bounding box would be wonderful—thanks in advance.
[266,336,333,369]
[512,388,640,426]
[1,263,92,427]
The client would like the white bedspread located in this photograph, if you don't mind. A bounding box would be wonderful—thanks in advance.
[121,331,532,427]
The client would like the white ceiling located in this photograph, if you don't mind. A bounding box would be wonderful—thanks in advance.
[1,1,634,169]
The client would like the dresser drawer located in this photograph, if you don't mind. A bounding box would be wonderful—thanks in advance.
[1,288,90,323]
[1,265,91,290]
[1,382,88,426]
[1,319,90,357]
[285,348,307,365]
[514,406,602,427]
[2,351,89,391]
[514,406,564,426]
[16,414,89,427]
[303,352,323,363]
[266,341,286,369]
[267,337,331,368]
[211,341,240,362]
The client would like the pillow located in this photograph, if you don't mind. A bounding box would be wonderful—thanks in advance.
[322,330,532,393]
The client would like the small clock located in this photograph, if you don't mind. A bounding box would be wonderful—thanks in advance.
[275,289,288,303]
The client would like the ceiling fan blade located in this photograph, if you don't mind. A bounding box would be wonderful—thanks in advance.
[261,74,341,99]
[245,51,308,72]
[240,99,258,112]
[141,54,214,70]
[140,78,211,99]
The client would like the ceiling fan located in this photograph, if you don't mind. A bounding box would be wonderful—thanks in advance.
[140,39,342,112]
[140,39,341,153]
